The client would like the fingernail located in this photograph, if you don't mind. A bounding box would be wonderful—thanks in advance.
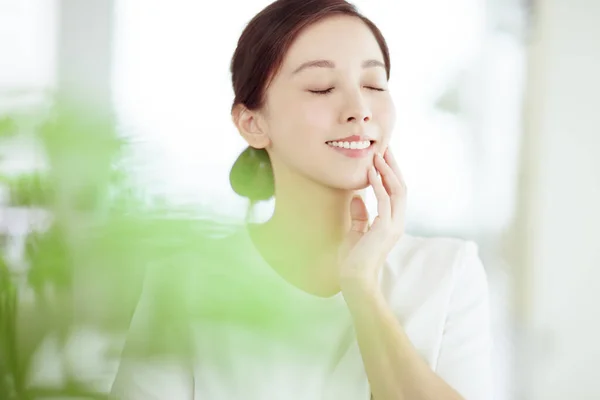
[377,152,384,159]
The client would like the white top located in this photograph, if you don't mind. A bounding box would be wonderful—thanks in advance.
[111,227,494,399]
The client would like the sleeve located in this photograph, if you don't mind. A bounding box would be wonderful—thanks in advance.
[110,270,195,400]
[434,241,494,400]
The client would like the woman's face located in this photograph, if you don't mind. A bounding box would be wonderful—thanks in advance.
[254,15,395,191]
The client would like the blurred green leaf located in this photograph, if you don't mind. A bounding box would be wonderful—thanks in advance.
[0,254,20,399]
[0,173,52,206]
[0,116,17,139]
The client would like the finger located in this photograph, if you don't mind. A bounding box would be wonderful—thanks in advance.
[375,152,405,220]
[349,195,369,234]
[368,165,391,224]
[374,153,402,197]
[383,149,407,192]
[342,195,370,252]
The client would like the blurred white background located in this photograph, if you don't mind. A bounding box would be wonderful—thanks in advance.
[112,0,526,237]
[1,0,600,399]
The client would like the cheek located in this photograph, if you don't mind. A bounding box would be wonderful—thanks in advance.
[298,100,334,131]
[373,96,396,137]
[266,97,334,148]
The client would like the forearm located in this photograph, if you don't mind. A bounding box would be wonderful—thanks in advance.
[345,292,464,400]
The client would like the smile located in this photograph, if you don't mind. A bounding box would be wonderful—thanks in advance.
[325,140,372,149]
[325,140,375,158]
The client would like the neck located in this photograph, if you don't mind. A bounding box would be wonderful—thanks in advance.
[247,166,361,298]
[266,174,357,257]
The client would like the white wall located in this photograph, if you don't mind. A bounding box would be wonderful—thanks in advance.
[520,0,600,399]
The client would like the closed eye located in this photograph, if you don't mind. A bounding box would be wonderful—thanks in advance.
[308,86,386,95]
[365,86,386,92]
[309,88,334,95]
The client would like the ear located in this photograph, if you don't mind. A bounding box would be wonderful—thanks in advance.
[231,104,270,149]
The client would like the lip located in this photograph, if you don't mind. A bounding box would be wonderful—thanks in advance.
[326,134,374,143]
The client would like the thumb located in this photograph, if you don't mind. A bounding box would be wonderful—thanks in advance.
[339,195,370,261]
[349,195,369,235]
[350,195,369,232]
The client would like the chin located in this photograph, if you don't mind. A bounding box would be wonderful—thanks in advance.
[346,168,371,190]
[326,176,370,192]
[350,179,370,190]
[311,165,371,192]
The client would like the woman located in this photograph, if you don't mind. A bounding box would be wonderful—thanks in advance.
[112,0,493,399]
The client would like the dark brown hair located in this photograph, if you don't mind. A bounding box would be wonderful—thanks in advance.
[229,0,391,203]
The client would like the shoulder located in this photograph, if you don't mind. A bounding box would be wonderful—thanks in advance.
[379,233,489,322]
[379,234,492,375]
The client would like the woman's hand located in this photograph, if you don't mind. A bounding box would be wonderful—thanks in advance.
[338,148,407,299]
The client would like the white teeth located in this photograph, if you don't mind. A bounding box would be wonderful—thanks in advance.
[327,140,371,150]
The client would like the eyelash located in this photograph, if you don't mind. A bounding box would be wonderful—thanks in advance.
[309,87,386,95]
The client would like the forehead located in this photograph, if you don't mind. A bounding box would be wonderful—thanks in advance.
[279,15,385,75]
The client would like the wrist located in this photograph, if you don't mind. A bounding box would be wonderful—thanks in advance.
[340,281,386,312]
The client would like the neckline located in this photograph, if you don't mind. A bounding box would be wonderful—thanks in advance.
[235,222,345,306]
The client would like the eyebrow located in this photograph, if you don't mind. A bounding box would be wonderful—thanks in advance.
[291,59,386,75]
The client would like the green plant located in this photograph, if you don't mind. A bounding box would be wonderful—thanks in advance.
[0,99,131,399]
[0,99,247,399]
[1,252,19,399]
[1,96,314,400]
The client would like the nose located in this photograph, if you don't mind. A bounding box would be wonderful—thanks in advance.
[342,91,372,124]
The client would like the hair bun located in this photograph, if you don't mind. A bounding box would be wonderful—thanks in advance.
[229,146,274,202]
